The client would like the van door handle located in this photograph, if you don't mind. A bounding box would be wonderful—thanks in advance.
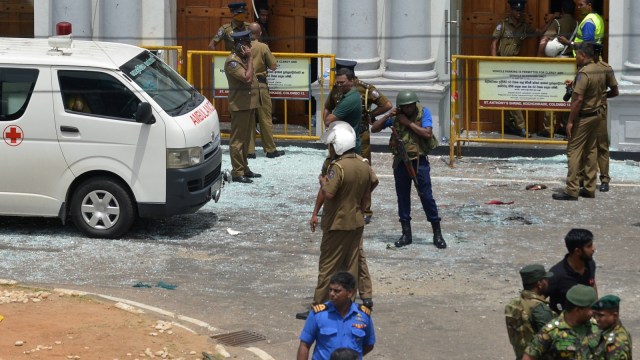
[60,126,79,133]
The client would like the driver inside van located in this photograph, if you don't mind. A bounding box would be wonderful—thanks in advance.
[66,94,91,113]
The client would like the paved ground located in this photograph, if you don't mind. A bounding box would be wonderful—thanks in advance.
[1,144,640,359]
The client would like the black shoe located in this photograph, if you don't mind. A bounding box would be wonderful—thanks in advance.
[599,183,609,192]
[364,215,372,225]
[232,176,253,183]
[245,170,262,178]
[362,298,374,310]
[266,150,285,158]
[537,130,551,137]
[579,188,595,198]
[247,153,256,159]
[295,310,309,320]
[552,192,578,201]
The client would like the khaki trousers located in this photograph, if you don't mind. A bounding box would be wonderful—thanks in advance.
[358,235,372,299]
[248,83,277,154]
[230,108,255,177]
[313,227,363,304]
[565,115,599,196]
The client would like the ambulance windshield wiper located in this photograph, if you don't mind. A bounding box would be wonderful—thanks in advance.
[170,88,199,115]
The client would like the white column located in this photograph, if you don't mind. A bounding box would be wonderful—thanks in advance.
[101,0,141,45]
[336,0,382,78]
[383,0,437,81]
[622,0,640,83]
[51,0,93,39]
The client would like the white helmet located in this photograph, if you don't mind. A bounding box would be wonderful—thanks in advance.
[545,38,565,57]
[321,121,356,156]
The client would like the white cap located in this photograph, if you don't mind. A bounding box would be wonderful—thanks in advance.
[321,121,356,156]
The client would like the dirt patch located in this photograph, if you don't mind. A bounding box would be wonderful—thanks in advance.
[0,285,220,360]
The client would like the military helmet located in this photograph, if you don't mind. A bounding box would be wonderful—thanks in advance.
[396,90,419,106]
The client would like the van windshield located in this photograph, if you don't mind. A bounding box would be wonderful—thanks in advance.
[121,51,197,115]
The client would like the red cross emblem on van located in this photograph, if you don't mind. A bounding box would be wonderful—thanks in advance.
[3,125,24,146]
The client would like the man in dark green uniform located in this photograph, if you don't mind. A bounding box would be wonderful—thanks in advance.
[552,42,605,200]
[505,264,555,360]
[590,295,632,359]
[224,30,261,183]
[209,2,250,51]
[523,284,599,360]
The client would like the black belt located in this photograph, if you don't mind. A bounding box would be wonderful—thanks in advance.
[579,110,599,118]
[256,75,267,84]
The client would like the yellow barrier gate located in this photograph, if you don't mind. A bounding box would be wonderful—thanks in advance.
[187,50,335,140]
[142,45,184,77]
[449,55,578,166]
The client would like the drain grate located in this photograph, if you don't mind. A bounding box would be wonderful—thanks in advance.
[211,330,266,347]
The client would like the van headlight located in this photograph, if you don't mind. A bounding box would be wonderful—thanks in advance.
[167,147,203,168]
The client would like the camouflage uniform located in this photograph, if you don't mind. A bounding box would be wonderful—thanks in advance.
[525,312,598,360]
[589,322,632,359]
[505,290,555,359]
[492,15,536,133]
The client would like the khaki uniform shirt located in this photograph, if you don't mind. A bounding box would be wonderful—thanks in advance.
[325,78,390,133]
[250,40,277,78]
[213,21,250,51]
[544,14,578,57]
[224,53,260,111]
[493,16,536,56]
[599,61,618,108]
[573,61,605,114]
[321,154,371,231]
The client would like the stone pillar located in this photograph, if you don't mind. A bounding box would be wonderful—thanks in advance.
[383,0,437,81]
[336,0,381,78]
[52,0,92,39]
[623,0,640,83]
[101,1,142,45]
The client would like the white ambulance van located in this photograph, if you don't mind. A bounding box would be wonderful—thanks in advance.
[0,36,227,238]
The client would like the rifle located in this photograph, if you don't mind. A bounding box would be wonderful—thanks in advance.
[390,126,423,198]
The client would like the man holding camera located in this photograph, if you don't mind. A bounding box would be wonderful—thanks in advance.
[552,42,605,200]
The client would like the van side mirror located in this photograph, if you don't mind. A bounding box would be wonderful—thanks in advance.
[135,102,155,124]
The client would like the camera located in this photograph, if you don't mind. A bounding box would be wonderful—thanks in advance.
[563,84,573,102]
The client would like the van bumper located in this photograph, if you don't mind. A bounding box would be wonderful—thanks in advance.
[138,144,223,217]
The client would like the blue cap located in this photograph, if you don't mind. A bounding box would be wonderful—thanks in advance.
[228,2,247,14]
[231,29,251,42]
[509,0,526,11]
[335,59,357,72]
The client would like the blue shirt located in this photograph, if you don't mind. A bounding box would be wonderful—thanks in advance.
[581,21,596,42]
[299,301,375,360]
[382,106,433,129]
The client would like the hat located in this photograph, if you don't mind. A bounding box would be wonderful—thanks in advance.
[321,121,356,156]
[228,2,248,14]
[519,264,553,285]
[566,284,598,307]
[592,295,621,310]
[335,59,357,72]
[231,29,251,43]
[509,0,526,11]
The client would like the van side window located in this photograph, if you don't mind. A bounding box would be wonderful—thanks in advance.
[0,68,39,121]
[58,70,141,120]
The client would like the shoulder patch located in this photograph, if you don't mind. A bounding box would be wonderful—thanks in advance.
[327,168,335,180]
[216,28,224,37]
[371,90,380,99]
[496,23,503,32]
[228,61,238,69]
[359,304,371,316]
[312,304,327,313]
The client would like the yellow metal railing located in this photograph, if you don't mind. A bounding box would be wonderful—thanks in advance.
[187,50,335,140]
[449,55,577,166]
[141,45,184,77]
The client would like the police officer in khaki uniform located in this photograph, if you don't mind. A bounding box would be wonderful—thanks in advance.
[246,22,284,159]
[593,44,618,193]
[553,42,605,200]
[324,60,392,223]
[298,121,374,319]
[224,30,262,183]
[209,2,250,51]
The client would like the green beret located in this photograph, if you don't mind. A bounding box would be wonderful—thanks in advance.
[592,295,621,310]
[566,284,597,307]
[519,264,553,285]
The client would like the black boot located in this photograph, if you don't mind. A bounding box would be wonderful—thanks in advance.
[395,220,412,248]
[431,222,447,249]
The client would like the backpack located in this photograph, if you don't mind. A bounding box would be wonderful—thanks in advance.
[505,296,536,359]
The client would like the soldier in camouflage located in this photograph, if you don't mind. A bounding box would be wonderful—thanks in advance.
[523,284,599,360]
[505,264,555,360]
[589,295,632,359]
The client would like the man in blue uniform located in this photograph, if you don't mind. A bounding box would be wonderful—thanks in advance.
[297,272,375,360]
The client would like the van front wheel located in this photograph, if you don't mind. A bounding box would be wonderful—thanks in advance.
[70,178,136,238]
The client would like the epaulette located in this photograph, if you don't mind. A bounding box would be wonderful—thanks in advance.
[357,79,375,90]
[359,304,371,316]
[312,304,327,313]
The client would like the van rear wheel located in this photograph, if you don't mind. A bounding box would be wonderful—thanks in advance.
[70,178,136,238]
